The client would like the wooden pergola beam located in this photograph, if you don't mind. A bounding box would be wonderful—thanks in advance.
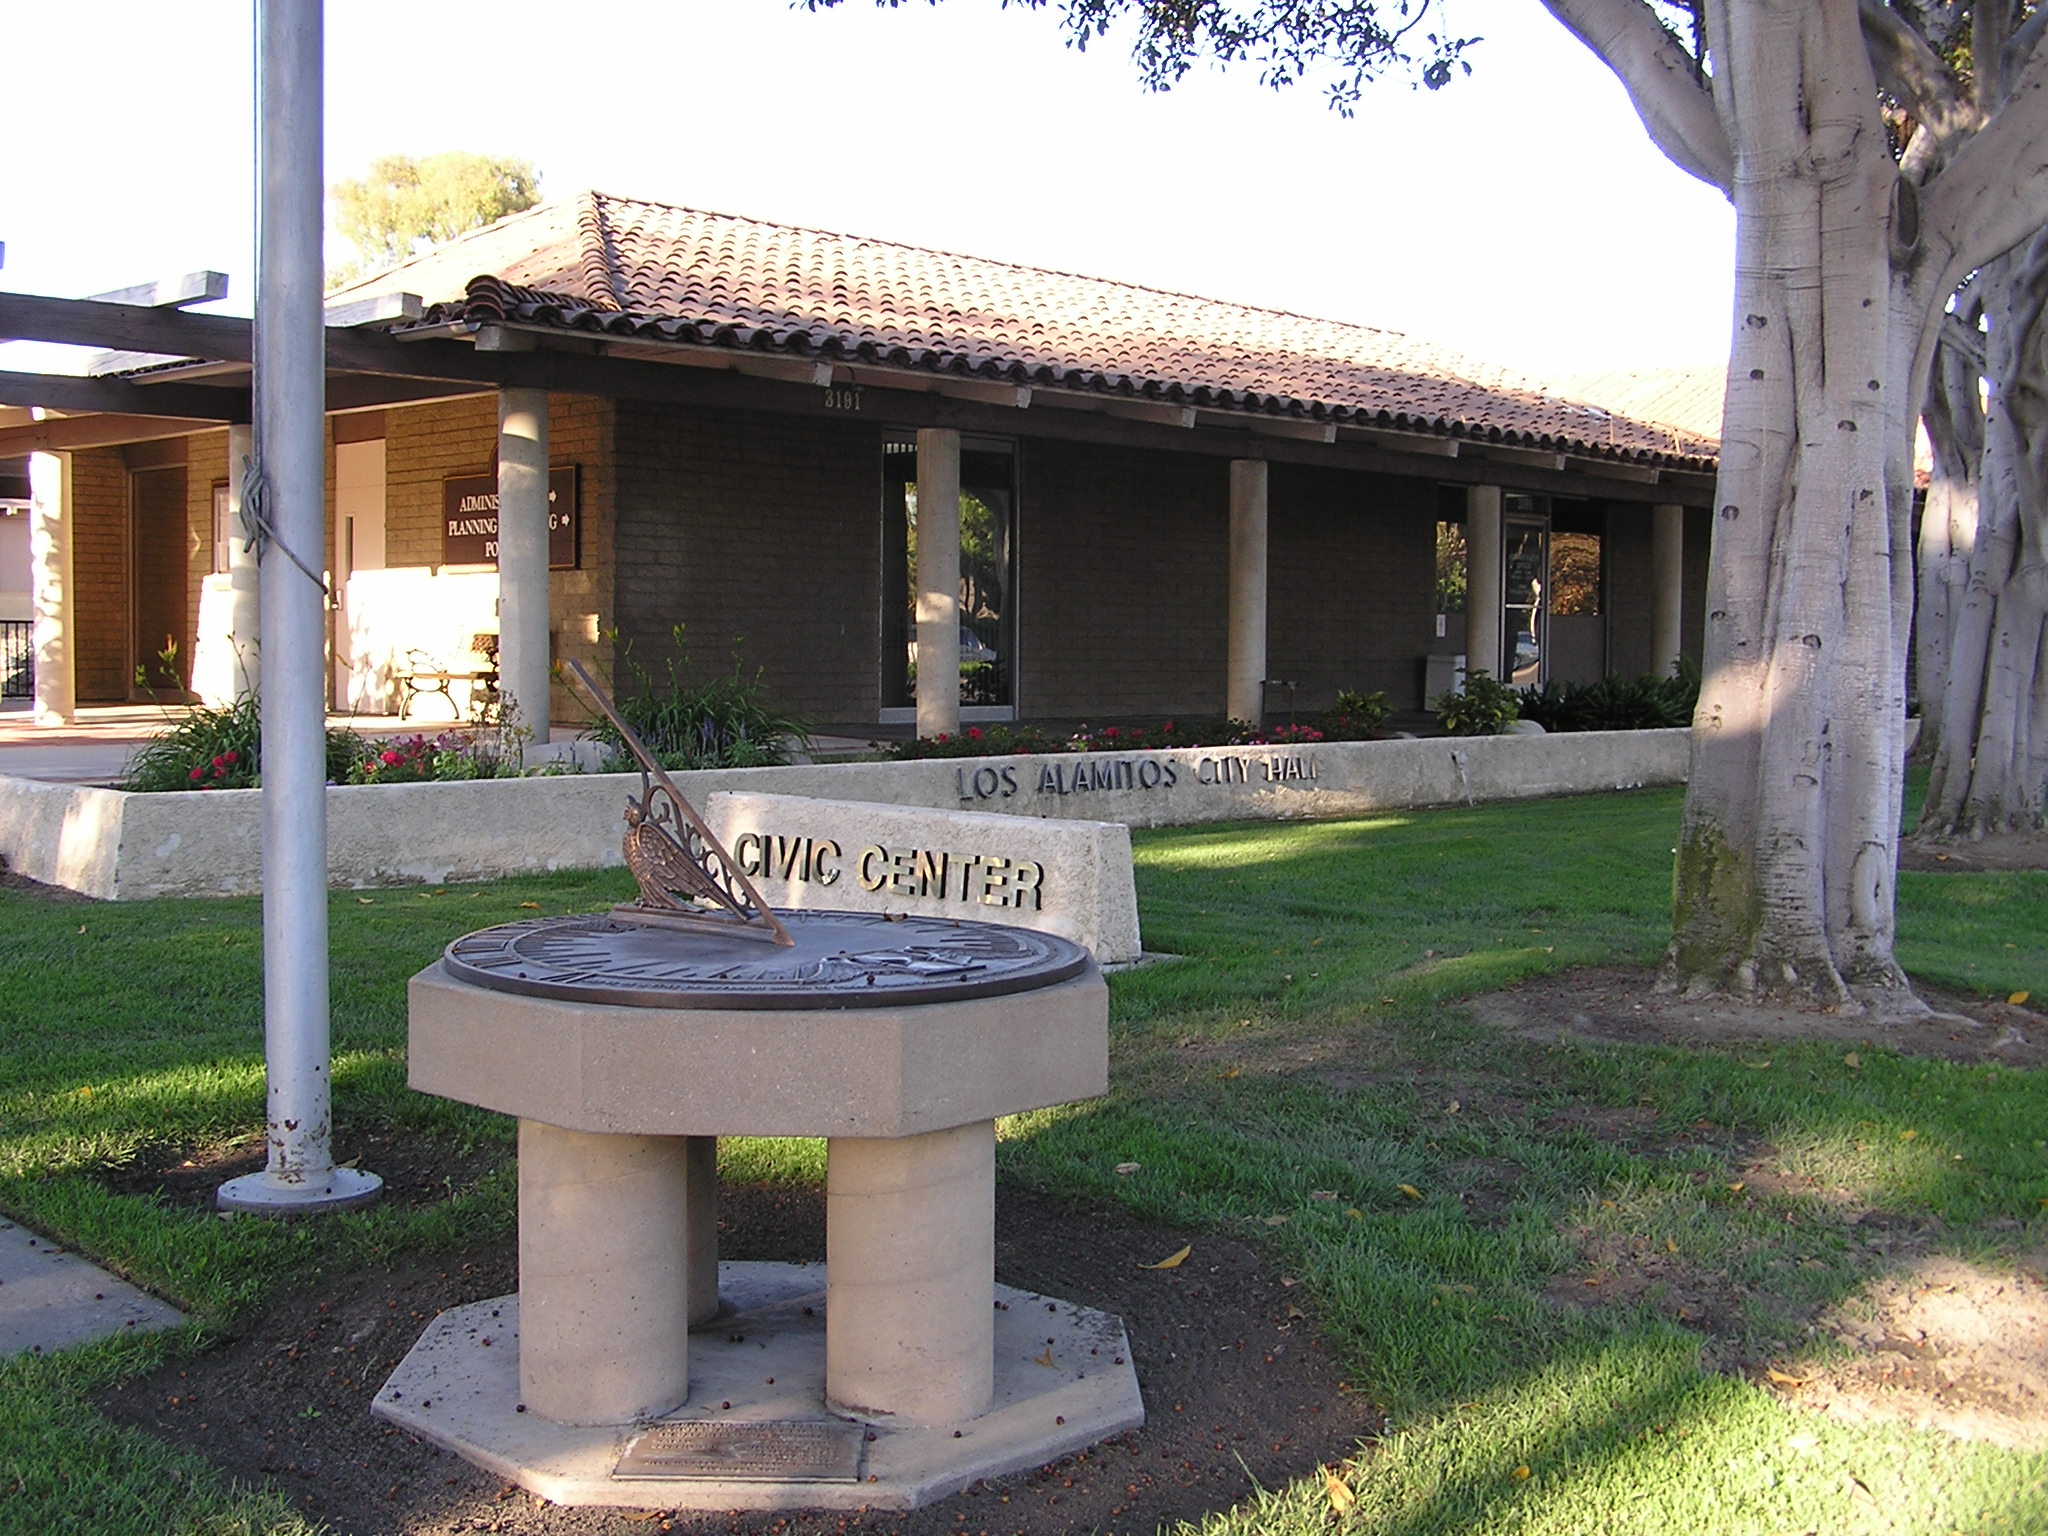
[0,368,249,419]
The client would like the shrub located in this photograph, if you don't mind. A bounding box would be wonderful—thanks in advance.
[584,630,810,772]
[1433,670,1520,736]
[1316,689,1393,740]
[122,696,366,792]
[1515,661,1701,733]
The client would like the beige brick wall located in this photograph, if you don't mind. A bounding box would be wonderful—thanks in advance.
[611,400,881,722]
[1018,439,1230,719]
[1267,462,1438,712]
[69,448,130,703]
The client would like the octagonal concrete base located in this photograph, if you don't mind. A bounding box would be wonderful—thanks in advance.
[372,1262,1143,1512]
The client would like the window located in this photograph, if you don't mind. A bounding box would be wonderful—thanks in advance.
[881,437,1017,711]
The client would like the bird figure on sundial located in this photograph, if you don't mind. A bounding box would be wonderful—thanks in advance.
[565,658,792,946]
[623,794,731,912]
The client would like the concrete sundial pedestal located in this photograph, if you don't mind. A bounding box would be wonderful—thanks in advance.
[375,910,1139,1511]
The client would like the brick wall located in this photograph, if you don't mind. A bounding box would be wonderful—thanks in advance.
[1604,503,1712,677]
[1267,462,1438,711]
[69,448,130,703]
[1017,439,1230,718]
[1604,506,1655,676]
[611,401,881,722]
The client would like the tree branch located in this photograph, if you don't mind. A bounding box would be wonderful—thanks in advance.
[1922,38,2048,281]
[1537,0,1733,192]
[1859,0,1968,138]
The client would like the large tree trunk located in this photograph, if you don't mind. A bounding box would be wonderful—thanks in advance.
[1915,294,1987,765]
[1916,236,2048,840]
[1667,2,1924,1011]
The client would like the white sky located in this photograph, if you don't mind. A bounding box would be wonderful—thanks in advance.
[2,0,1734,382]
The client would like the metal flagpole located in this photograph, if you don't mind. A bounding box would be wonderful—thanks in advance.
[219,0,380,1214]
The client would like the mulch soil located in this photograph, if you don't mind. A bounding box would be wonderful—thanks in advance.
[95,1175,1374,1536]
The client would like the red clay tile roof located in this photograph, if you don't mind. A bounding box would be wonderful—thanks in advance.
[343,192,1718,471]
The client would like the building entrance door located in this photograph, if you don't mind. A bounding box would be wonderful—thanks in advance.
[130,465,190,696]
[1501,498,1548,686]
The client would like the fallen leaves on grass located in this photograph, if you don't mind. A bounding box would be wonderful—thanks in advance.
[1324,1467,1356,1515]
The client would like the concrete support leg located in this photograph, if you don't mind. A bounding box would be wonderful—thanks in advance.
[1226,459,1268,726]
[27,452,75,726]
[825,1121,994,1426]
[686,1134,721,1326]
[517,1120,693,1426]
[497,390,551,737]
[1651,502,1684,677]
[914,426,961,741]
[226,423,260,699]
[1464,484,1504,684]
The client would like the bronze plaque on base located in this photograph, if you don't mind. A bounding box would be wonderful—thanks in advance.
[614,1420,865,1482]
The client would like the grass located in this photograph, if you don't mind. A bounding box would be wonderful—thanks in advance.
[3,785,2047,1533]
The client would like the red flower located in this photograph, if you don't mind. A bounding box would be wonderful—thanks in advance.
[188,766,205,782]
[380,749,404,766]
[966,726,983,740]
[221,750,239,765]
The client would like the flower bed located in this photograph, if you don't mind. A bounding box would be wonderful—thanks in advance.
[894,691,1392,760]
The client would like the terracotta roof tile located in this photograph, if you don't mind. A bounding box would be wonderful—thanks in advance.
[343,192,1718,471]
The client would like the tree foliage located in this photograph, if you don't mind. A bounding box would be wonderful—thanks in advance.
[329,151,540,283]
[809,0,1477,102]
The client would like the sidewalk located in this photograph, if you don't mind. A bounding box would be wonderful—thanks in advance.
[0,1217,184,1358]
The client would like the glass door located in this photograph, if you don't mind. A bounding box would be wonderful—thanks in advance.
[1501,495,1548,686]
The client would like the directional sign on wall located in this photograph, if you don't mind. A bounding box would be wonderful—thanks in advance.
[441,465,579,569]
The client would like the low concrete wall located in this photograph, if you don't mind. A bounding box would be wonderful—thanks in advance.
[0,729,1689,902]
[703,792,1142,965]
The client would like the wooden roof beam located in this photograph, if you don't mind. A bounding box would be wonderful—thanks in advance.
[86,270,230,309]
[1336,423,1459,457]
[0,368,248,420]
[1470,443,1569,472]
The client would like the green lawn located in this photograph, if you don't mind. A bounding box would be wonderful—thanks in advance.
[3,786,2046,1534]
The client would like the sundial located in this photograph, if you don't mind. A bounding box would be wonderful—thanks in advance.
[447,663,1087,1008]
[445,909,1087,1008]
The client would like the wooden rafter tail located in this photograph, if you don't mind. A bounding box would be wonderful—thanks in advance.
[563,657,794,947]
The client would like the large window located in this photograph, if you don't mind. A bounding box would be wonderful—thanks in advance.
[881,437,1016,712]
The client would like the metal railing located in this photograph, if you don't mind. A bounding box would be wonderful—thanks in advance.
[1,620,33,699]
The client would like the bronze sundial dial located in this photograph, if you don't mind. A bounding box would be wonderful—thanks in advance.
[444,910,1088,1009]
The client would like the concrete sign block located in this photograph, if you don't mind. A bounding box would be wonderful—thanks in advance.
[701,791,1142,966]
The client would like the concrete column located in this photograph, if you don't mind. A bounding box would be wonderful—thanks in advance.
[1227,459,1268,725]
[517,1120,694,1426]
[825,1121,994,1426]
[27,452,75,725]
[1464,484,1504,684]
[685,1134,721,1326]
[497,389,551,736]
[914,427,961,740]
[1651,502,1685,676]
[226,422,260,699]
